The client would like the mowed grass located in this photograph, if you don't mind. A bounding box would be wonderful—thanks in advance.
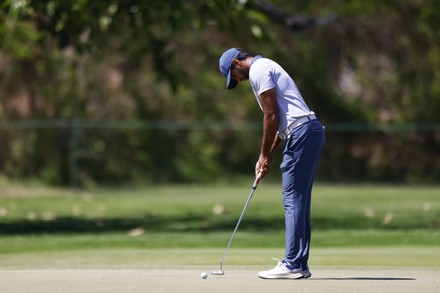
[0,179,439,267]
[2,247,440,268]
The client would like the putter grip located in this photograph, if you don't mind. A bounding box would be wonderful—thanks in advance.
[253,174,261,188]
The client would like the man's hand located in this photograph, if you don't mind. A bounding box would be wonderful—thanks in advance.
[255,154,272,179]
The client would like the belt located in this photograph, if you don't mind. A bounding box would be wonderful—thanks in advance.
[278,114,316,140]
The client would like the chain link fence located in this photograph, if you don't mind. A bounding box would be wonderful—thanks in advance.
[1,119,439,188]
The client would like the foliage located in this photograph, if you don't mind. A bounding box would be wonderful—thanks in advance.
[0,0,439,185]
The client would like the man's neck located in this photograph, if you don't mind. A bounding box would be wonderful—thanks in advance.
[250,55,262,66]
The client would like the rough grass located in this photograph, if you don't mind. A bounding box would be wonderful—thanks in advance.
[0,180,439,267]
[0,181,438,233]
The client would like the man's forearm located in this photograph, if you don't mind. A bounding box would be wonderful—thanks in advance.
[256,88,279,177]
[270,134,281,154]
[260,112,279,157]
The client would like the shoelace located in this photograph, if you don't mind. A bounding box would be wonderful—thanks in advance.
[270,258,285,269]
[271,258,295,271]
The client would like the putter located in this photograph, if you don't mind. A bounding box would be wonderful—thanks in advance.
[211,175,261,275]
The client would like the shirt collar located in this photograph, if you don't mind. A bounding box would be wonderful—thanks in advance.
[251,55,263,66]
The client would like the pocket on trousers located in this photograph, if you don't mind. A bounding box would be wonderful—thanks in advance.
[280,152,295,172]
[311,123,325,133]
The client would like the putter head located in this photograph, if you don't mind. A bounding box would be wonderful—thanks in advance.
[211,270,225,275]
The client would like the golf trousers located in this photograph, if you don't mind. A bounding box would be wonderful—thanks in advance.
[281,119,325,270]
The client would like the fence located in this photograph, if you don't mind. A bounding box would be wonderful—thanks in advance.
[1,119,439,188]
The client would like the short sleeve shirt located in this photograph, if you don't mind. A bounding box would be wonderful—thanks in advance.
[249,57,314,133]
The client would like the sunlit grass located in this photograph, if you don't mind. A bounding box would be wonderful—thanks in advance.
[0,180,438,269]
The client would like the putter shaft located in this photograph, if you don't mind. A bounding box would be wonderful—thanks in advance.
[214,176,260,274]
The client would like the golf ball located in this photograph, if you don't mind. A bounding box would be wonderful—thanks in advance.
[200,272,208,279]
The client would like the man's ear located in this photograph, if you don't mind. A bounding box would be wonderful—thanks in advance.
[232,59,240,66]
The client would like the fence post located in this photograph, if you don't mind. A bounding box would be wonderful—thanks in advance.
[69,119,79,189]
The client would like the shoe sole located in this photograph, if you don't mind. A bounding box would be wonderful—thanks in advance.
[258,272,312,280]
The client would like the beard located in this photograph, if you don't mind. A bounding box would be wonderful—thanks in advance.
[237,67,249,80]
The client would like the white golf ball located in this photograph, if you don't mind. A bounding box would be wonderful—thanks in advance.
[200,272,208,279]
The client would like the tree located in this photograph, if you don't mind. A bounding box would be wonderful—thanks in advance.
[0,0,439,185]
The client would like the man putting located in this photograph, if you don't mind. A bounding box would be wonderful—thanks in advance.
[219,48,325,279]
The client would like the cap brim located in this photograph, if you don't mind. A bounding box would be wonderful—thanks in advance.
[226,70,238,89]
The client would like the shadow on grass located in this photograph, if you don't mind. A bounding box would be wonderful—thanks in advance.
[314,277,416,281]
[0,214,283,235]
[0,213,435,235]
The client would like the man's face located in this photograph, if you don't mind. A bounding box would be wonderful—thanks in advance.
[230,60,249,84]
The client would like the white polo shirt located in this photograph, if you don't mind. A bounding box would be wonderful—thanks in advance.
[249,57,314,134]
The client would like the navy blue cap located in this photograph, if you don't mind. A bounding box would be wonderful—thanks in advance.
[219,48,241,89]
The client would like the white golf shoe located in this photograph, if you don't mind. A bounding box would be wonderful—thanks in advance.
[258,259,311,279]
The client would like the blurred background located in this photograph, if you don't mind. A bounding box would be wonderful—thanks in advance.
[0,0,439,188]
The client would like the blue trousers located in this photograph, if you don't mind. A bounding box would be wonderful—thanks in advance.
[280,119,325,270]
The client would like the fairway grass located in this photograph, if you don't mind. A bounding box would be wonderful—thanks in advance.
[0,181,439,271]
[1,247,440,268]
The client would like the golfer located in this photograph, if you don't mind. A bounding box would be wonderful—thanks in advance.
[219,48,325,279]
